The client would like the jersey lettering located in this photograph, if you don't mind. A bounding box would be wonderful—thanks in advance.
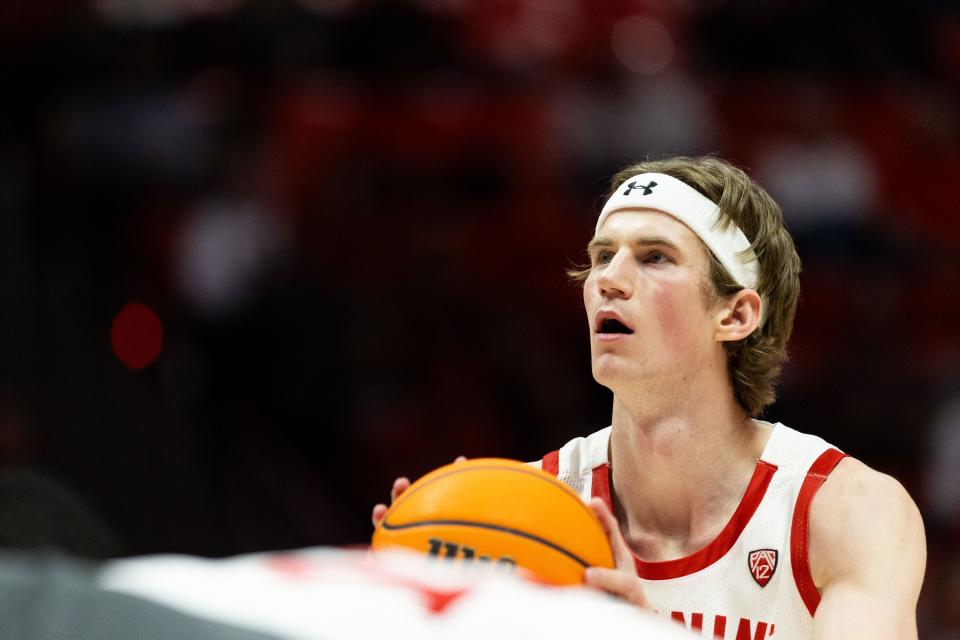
[669,612,775,639]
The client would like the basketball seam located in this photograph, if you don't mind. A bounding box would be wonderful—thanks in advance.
[387,464,599,524]
[379,518,592,568]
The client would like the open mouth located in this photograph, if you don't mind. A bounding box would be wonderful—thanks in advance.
[597,317,634,335]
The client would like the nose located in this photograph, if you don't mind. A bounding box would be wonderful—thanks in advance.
[596,249,633,299]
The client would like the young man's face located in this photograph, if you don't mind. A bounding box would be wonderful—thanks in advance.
[583,209,721,390]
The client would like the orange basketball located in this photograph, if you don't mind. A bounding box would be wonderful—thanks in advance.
[371,458,614,585]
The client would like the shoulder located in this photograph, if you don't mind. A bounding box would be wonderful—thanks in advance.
[532,427,612,476]
[808,457,926,596]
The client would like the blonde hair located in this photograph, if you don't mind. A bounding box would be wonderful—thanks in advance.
[570,156,801,416]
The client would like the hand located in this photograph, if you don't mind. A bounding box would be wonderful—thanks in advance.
[371,456,467,528]
[584,497,649,609]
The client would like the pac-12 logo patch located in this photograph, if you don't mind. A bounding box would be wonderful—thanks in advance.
[748,549,778,587]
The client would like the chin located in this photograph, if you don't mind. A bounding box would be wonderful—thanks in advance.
[592,353,660,390]
[591,360,632,389]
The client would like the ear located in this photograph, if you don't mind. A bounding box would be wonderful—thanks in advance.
[714,289,762,343]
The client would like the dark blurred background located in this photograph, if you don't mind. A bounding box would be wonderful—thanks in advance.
[0,0,958,635]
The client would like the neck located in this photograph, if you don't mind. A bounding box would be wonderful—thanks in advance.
[607,380,771,561]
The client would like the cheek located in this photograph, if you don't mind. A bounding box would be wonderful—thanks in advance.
[651,284,700,353]
[583,281,598,317]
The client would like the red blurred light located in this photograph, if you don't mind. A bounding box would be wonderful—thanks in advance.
[110,303,164,370]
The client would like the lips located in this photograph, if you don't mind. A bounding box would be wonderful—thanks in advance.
[594,310,634,335]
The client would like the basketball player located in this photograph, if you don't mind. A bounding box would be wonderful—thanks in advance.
[373,156,926,639]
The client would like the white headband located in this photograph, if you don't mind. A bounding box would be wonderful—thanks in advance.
[597,172,766,325]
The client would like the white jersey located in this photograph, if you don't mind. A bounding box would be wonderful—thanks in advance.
[541,422,846,640]
[99,548,696,640]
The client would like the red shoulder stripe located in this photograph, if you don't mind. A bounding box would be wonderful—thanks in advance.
[590,463,612,511]
[790,448,847,616]
[541,450,560,476]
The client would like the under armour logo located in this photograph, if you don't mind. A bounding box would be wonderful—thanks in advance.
[623,180,657,196]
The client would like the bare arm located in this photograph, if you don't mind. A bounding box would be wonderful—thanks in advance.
[809,458,926,640]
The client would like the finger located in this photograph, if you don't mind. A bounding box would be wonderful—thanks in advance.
[589,498,635,570]
[584,567,648,608]
[390,477,410,503]
[454,456,467,463]
[371,503,388,527]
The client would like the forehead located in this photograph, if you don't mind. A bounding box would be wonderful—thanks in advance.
[593,208,704,251]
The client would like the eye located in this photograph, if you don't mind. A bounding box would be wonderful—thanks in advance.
[644,251,670,264]
[593,250,614,266]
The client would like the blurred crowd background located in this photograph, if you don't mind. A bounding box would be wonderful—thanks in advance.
[1,0,959,635]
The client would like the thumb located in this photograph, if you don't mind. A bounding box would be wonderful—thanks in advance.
[589,497,635,572]
[584,567,649,608]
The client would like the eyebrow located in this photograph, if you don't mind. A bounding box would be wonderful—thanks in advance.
[586,236,682,253]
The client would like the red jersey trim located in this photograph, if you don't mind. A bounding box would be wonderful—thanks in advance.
[541,450,560,476]
[590,459,778,580]
[591,463,611,510]
[790,448,847,616]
